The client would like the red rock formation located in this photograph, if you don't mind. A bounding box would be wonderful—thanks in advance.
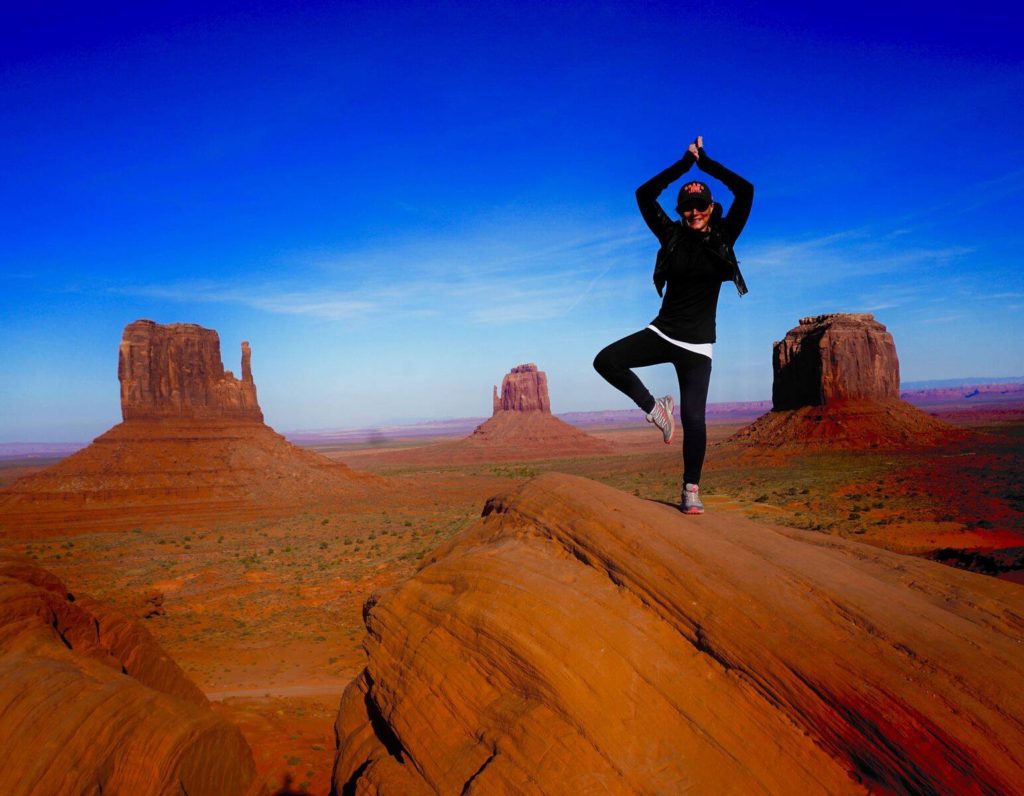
[0,552,265,795]
[0,321,380,536]
[333,474,1024,794]
[772,314,899,410]
[451,364,612,460]
[493,363,551,414]
[735,314,962,450]
[120,319,262,421]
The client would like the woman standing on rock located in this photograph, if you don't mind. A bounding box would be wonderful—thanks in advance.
[594,136,753,514]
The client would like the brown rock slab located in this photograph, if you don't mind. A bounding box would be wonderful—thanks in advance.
[333,473,1024,794]
[773,313,899,409]
[493,363,551,414]
[120,319,262,421]
[0,551,266,795]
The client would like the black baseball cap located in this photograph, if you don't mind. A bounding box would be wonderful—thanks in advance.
[677,181,713,210]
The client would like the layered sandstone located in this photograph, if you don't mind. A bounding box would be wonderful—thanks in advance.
[468,364,611,458]
[0,552,265,795]
[334,474,1024,794]
[735,314,961,450]
[0,321,379,536]
[120,320,262,421]
[492,363,551,414]
[773,314,899,409]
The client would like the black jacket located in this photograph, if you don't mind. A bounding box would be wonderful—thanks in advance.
[636,148,754,344]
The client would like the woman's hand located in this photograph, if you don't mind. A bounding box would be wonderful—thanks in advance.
[688,136,703,159]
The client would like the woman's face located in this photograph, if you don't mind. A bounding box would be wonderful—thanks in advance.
[682,202,714,232]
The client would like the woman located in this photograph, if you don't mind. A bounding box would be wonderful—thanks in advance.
[594,136,753,514]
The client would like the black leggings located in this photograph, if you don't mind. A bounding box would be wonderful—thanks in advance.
[593,328,712,485]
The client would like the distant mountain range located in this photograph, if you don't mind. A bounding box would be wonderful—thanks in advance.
[901,376,1024,389]
[3,379,1023,458]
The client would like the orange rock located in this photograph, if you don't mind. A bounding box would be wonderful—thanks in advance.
[730,397,967,451]
[736,314,965,450]
[120,319,263,422]
[773,313,900,409]
[334,473,1024,794]
[0,319,382,536]
[0,419,380,536]
[492,363,551,414]
[465,409,613,455]
[466,363,611,458]
[0,551,266,795]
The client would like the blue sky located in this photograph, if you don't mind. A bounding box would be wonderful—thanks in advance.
[2,1,1022,441]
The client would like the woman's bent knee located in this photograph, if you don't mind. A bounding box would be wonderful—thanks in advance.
[593,347,614,377]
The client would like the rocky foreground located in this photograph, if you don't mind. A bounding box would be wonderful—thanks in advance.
[0,552,265,795]
[335,473,1024,794]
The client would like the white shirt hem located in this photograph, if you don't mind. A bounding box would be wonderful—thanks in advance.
[646,325,713,359]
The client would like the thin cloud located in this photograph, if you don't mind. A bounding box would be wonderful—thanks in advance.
[744,231,974,283]
[113,221,649,325]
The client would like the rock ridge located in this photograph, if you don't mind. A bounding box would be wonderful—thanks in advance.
[0,552,265,795]
[334,473,1024,794]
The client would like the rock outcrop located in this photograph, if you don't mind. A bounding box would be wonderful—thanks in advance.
[120,320,263,421]
[0,551,265,795]
[466,365,611,459]
[772,314,899,410]
[734,314,962,449]
[0,321,379,536]
[492,363,551,414]
[333,474,1024,795]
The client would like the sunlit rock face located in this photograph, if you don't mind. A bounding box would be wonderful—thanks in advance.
[492,363,551,414]
[468,364,610,457]
[772,313,899,410]
[119,319,263,421]
[733,313,960,450]
[0,320,379,537]
[333,473,1024,794]
[0,552,266,796]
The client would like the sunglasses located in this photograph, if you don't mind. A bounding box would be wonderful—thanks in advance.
[680,201,711,213]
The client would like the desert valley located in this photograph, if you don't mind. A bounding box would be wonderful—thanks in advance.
[1,315,1023,794]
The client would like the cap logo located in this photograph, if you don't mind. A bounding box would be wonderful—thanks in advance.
[683,183,704,193]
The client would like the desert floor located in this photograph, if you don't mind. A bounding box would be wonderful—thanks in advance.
[2,408,1022,795]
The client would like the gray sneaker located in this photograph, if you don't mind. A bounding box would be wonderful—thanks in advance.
[646,395,675,444]
[682,483,704,514]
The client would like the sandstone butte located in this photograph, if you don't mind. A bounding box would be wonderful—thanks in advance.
[467,364,612,455]
[0,320,378,536]
[733,313,964,449]
[334,473,1024,795]
[0,551,265,795]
